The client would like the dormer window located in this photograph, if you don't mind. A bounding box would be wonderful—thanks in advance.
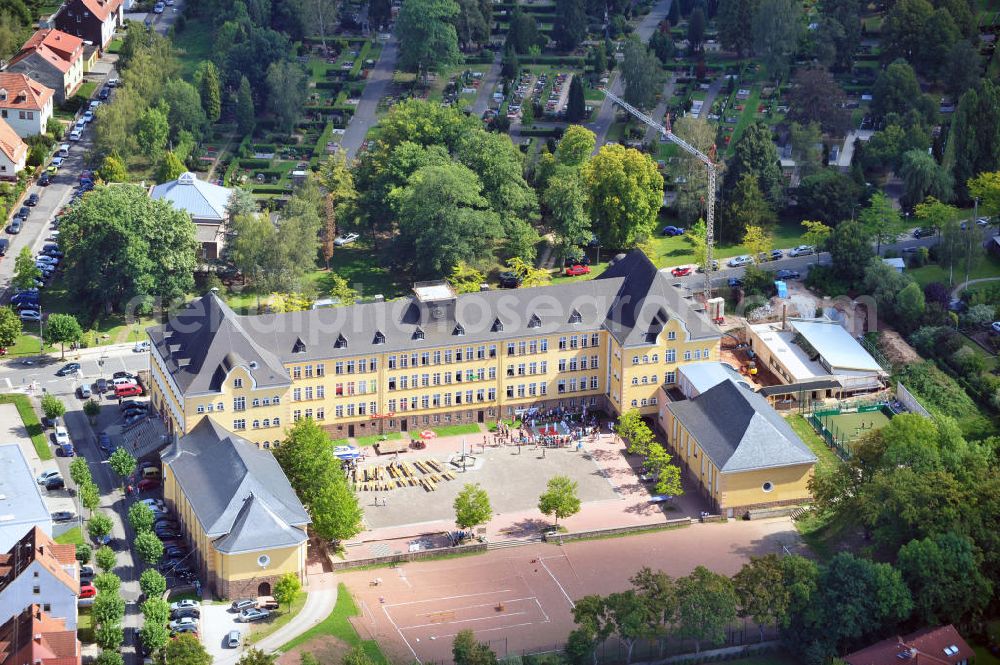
[453,323,465,336]
[334,334,348,349]
[0,89,7,101]
[292,338,306,354]
[569,310,581,324]
[528,314,541,328]
[413,327,425,340]
[491,318,503,332]
[373,331,386,345]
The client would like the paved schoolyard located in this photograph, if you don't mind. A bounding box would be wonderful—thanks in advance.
[359,445,618,530]
[341,517,804,663]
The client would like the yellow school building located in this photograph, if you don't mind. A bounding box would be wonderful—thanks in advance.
[146,251,723,446]
[160,418,309,599]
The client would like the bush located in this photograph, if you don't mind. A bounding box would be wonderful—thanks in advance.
[76,543,92,564]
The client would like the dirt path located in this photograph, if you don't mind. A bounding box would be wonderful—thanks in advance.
[951,276,1000,299]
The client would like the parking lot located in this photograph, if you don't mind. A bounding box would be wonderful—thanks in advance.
[201,603,248,661]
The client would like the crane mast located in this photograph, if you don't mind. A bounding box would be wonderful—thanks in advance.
[601,90,717,301]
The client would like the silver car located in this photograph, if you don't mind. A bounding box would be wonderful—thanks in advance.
[727,255,754,267]
[226,630,241,648]
[788,245,815,257]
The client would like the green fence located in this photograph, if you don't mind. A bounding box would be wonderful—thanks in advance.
[806,402,892,460]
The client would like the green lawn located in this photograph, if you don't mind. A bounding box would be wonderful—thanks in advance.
[643,218,810,268]
[975,646,1000,665]
[907,254,1000,288]
[280,583,388,664]
[73,81,98,102]
[0,394,51,460]
[787,415,840,475]
[55,526,84,546]
[726,88,761,156]
[354,431,400,447]
[77,607,94,643]
[106,38,123,54]
[321,245,407,300]
[247,591,307,645]
[432,423,481,437]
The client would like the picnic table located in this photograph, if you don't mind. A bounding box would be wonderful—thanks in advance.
[374,438,410,455]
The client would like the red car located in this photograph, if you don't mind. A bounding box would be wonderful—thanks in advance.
[79,584,96,599]
[114,384,143,398]
[137,478,160,492]
[565,264,591,277]
[670,266,693,277]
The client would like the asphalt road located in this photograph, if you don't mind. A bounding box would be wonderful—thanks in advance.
[342,34,398,159]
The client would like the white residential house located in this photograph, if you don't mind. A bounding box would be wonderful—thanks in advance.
[0,527,80,630]
[0,119,28,181]
[0,73,54,138]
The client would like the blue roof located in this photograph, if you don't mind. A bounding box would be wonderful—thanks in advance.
[791,320,882,372]
[0,444,50,544]
[150,172,232,222]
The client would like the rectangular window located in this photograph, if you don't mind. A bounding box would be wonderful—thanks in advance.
[335,405,344,417]
[197,405,205,413]
[541,339,548,352]
[233,378,243,388]
[518,341,526,355]
[347,360,355,374]
[477,345,485,359]
[529,340,537,354]
[558,380,566,394]
[347,404,356,416]
[388,355,397,369]
[488,367,496,379]
[316,408,325,420]
[684,350,692,361]
[667,331,676,341]
[233,397,246,411]
[488,388,496,400]
[570,336,578,349]
[317,385,325,399]
[233,419,246,430]
[316,363,325,377]
[540,361,548,373]
[305,408,313,419]
[304,365,313,378]
[358,358,367,373]
[433,350,441,364]
[252,398,260,408]
[558,337,567,350]
[293,388,301,401]
[388,399,397,411]
[421,352,430,366]
[293,367,302,379]
[335,362,344,375]
[507,342,515,356]
[666,371,676,384]
[305,387,313,400]
[666,349,676,363]
[591,376,599,389]
[358,403,366,415]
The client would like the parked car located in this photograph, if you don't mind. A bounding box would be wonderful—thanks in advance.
[51,510,76,522]
[768,249,784,261]
[661,225,685,237]
[7,219,22,234]
[76,383,92,399]
[670,266,692,277]
[168,617,197,632]
[728,277,744,288]
[36,470,62,484]
[80,565,95,581]
[153,2,165,12]
[775,269,801,280]
[82,110,94,123]
[69,129,82,141]
[992,321,1000,334]
[226,630,241,649]
[134,341,150,352]
[99,86,110,100]
[56,362,80,376]
[171,607,200,620]
[38,172,51,186]
[95,378,108,393]
[563,255,590,267]
[565,264,590,276]
[727,255,754,267]
[115,384,143,398]
[239,608,271,623]
[113,371,137,381]
[256,596,280,610]
[57,442,75,457]
[913,227,935,238]
[977,217,991,227]
[43,476,65,490]
[333,232,359,246]
[25,193,39,206]
[79,584,96,599]
[97,431,112,453]
[788,245,815,257]
[53,426,70,446]
[498,271,521,289]
[137,478,160,492]
[230,599,256,612]
[167,600,198,613]
[16,206,29,219]
[141,498,167,511]
[11,292,38,306]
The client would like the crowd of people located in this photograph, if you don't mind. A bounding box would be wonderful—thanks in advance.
[486,408,603,449]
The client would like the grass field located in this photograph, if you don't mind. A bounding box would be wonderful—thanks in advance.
[247,591,307,645]
[172,20,215,80]
[280,583,388,663]
[787,415,841,474]
[907,254,1000,288]
[431,423,481,437]
[644,217,811,268]
[818,409,891,444]
[55,526,84,546]
[354,431,401,447]
[0,394,51,460]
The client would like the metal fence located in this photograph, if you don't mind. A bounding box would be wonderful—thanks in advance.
[896,382,932,418]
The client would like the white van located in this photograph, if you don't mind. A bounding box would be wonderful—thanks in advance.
[111,377,136,388]
[57,144,70,158]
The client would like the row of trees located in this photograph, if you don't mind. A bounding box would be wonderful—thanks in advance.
[454,474,583,534]
[614,410,682,498]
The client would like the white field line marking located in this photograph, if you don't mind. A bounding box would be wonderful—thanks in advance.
[382,603,421,664]
[433,621,548,640]
[539,557,575,609]
[385,589,512,608]
[405,610,530,630]
[396,566,412,588]
[410,597,537,620]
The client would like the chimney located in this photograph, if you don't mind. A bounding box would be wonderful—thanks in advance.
[34,634,43,643]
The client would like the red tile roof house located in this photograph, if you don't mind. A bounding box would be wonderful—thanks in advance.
[0,119,27,181]
[0,72,54,138]
[54,0,124,52]
[0,528,79,631]
[843,625,975,665]
[5,29,85,105]
[0,605,81,665]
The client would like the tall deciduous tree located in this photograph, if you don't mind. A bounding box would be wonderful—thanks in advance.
[827,220,874,287]
[544,172,592,254]
[538,475,581,526]
[128,501,155,533]
[725,121,783,207]
[134,532,164,564]
[59,185,198,314]
[643,443,682,496]
[898,531,992,625]
[108,448,137,486]
[554,0,586,51]
[733,554,790,641]
[453,483,493,531]
[675,566,738,653]
[136,104,169,160]
[13,246,41,291]
[951,79,1000,202]
[725,174,775,240]
[0,307,21,349]
[162,634,211,665]
[899,150,953,208]
[139,569,167,598]
[786,68,849,135]
[717,0,755,57]
[858,191,904,255]
[621,39,664,110]
[273,573,302,611]
[99,154,128,183]
[800,220,831,260]
[672,116,717,225]
[397,0,461,76]
[393,163,503,278]
[583,144,664,248]
[453,629,498,665]
[44,314,82,359]
[266,60,307,134]
[751,0,802,82]
[317,153,357,268]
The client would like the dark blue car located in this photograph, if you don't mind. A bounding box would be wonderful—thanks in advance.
[662,225,685,237]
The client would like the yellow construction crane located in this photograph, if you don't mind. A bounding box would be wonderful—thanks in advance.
[602,90,719,300]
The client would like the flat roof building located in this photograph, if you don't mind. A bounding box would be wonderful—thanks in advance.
[0,444,51,552]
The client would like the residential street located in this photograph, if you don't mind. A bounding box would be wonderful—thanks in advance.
[587,0,674,150]
[470,51,503,118]
[342,34,398,159]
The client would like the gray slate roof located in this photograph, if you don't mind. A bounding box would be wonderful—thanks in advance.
[160,419,309,547]
[148,251,720,396]
[150,172,232,223]
[667,380,816,473]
